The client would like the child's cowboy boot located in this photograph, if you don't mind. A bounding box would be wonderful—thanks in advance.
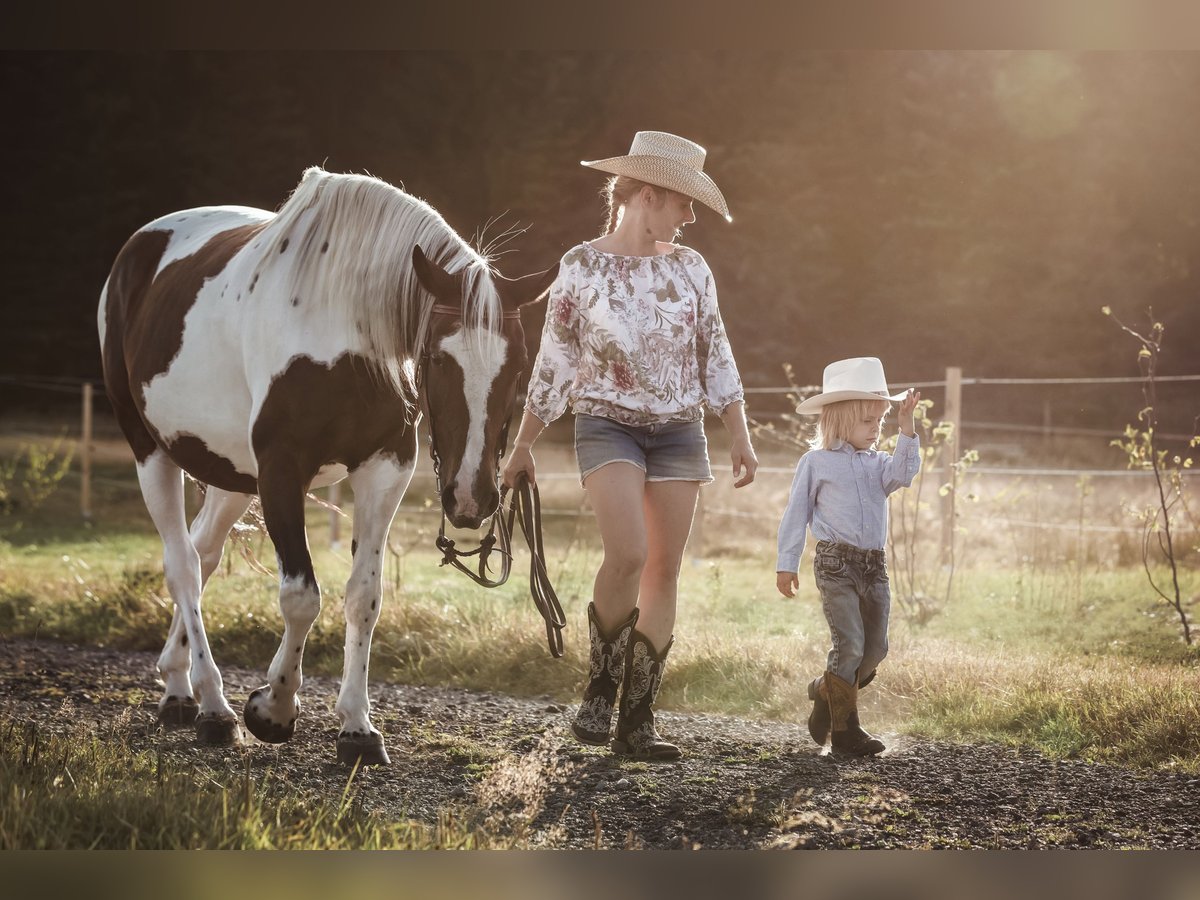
[807,675,831,746]
[808,669,877,746]
[825,671,886,756]
[572,603,639,745]
[612,629,681,761]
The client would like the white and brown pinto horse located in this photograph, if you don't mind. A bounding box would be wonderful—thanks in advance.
[98,168,556,765]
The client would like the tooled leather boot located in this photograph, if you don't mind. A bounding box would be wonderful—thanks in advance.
[571,603,639,746]
[825,671,886,756]
[807,669,878,746]
[612,628,681,761]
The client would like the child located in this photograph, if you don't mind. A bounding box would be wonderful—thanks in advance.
[775,357,922,756]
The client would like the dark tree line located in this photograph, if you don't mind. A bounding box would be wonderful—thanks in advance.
[3,52,1198,429]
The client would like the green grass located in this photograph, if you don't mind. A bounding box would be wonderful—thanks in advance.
[2,454,1199,778]
[0,715,503,849]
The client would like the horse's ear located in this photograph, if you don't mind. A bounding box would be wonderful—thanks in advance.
[499,262,560,310]
[412,245,458,301]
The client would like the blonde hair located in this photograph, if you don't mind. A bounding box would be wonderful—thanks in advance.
[811,398,890,450]
[600,175,667,235]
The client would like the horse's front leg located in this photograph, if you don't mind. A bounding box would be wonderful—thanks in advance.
[335,453,414,766]
[243,459,321,745]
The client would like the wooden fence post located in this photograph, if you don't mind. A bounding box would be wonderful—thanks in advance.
[940,366,962,564]
[81,382,93,520]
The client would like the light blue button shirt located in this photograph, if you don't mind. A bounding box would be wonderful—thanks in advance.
[776,433,922,573]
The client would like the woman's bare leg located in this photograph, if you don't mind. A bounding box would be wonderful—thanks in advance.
[584,462,648,633]
[636,480,700,650]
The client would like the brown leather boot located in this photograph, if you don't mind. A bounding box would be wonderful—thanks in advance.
[825,671,885,756]
[808,669,877,746]
[807,675,831,746]
[572,603,638,746]
[612,629,681,761]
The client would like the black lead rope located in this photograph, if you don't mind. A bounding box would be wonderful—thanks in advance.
[500,474,567,658]
[433,474,566,658]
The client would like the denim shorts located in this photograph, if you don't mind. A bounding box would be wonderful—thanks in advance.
[574,413,713,486]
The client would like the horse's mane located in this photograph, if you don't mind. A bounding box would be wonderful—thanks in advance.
[255,167,502,395]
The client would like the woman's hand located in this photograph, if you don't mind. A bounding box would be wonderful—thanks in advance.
[731,436,758,488]
[776,571,798,598]
[501,444,536,489]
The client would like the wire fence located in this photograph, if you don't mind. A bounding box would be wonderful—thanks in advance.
[3,371,1198,549]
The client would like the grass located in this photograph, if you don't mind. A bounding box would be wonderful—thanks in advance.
[2,420,1200,849]
[0,714,505,849]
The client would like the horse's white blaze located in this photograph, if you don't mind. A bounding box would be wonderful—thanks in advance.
[150,206,272,279]
[439,327,509,517]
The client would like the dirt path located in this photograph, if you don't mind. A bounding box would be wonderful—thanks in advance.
[2,637,1197,849]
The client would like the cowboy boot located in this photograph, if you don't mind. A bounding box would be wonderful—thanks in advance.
[612,628,681,761]
[825,671,886,756]
[807,669,877,746]
[807,675,831,746]
[571,603,639,746]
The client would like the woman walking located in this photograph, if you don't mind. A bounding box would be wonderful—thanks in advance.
[502,131,757,760]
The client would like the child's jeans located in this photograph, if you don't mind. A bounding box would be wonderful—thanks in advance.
[813,540,891,684]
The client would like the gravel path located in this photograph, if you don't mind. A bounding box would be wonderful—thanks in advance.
[2,638,1197,849]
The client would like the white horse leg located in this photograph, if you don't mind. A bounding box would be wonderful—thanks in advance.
[335,453,413,766]
[157,486,254,724]
[136,451,240,744]
[156,604,195,724]
[194,487,254,585]
[243,461,321,745]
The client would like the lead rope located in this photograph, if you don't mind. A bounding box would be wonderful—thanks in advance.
[426,411,564,656]
[500,473,566,658]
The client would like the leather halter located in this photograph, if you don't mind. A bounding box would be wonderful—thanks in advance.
[420,303,565,657]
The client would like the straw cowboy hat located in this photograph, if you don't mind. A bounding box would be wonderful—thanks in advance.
[796,357,909,414]
[581,131,732,222]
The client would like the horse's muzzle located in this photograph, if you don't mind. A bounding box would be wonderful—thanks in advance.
[441,482,499,531]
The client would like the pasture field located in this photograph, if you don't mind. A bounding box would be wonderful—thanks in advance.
[2,414,1197,766]
[1,413,1198,848]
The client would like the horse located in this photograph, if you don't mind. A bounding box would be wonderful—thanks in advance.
[98,167,558,765]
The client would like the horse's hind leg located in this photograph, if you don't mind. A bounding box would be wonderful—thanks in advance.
[157,486,252,726]
[136,451,240,744]
[335,453,414,766]
[243,460,320,745]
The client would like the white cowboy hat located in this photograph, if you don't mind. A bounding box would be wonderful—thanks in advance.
[581,131,732,222]
[796,357,909,414]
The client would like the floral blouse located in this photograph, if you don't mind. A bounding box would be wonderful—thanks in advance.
[525,242,745,427]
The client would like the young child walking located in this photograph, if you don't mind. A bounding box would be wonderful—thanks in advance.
[775,357,922,756]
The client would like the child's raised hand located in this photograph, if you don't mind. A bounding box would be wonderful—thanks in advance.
[776,571,798,598]
[898,388,920,436]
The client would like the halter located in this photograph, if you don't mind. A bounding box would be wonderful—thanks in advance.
[420,303,566,657]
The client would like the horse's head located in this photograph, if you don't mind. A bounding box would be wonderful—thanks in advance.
[412,245,558,530]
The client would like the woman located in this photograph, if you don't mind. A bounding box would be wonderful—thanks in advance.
[502,131,757,760]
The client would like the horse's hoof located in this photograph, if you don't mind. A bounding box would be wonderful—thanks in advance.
[195,711,241,746]
[337,730,390,767]
[158,695,199,726]
[243,685,297,744]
